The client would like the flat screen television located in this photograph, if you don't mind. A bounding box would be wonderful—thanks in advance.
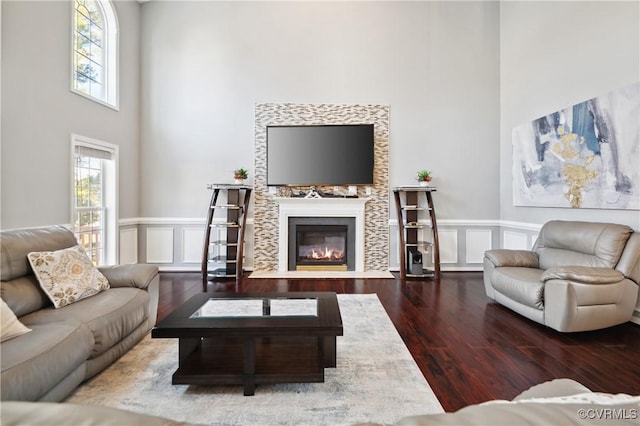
[266,124,375,186]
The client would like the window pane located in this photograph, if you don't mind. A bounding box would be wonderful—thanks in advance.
[89,42,102,63]
[84,0,103,25]
[90,23,103,48]
[76,11,90,38]
[90,80,104,100]
[75,52,96,83]
[75,33,91,57]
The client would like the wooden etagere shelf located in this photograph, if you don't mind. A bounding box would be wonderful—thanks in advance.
[201,184,252,290]
[393,186,441,280]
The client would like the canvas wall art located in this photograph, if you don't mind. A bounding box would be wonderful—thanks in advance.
[513,82,639,209]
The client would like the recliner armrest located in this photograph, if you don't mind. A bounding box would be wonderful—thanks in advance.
[98,264,159,290]
[541,266,625,284]
[484,250,539,268]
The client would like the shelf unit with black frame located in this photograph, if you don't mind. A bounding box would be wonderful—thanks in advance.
[201,184,252,291]
[392,186,441,280]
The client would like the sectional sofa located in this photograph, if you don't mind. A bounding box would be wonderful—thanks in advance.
[0,225,159,402]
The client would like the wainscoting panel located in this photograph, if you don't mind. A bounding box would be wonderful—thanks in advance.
[182,228,203,264]
[465,229,492,264]
[503,230,529,250]
[145,228,174,264]
[119,227,138,264]
[439,229,459,264]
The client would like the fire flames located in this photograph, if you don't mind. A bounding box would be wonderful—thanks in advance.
[302,246,344,261]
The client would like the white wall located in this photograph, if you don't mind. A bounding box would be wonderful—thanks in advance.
[139,1,501,221]
[1,0,141,229]
[500,1,640,229]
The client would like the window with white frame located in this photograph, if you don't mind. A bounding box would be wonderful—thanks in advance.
[71,0,118,109]
[72,135,118,266]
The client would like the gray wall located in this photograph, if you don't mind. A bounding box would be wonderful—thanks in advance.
[3,1,638,270]
[139,1,501,221]
[500,1,640,229]
[1,0,141,229]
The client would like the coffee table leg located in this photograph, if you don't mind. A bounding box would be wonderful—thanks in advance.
[243,339,256,396]
[179,338,201,367]
[321,336,337,368]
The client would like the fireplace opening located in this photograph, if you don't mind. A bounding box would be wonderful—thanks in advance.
[288,217,356,271]
[296,225,347,271]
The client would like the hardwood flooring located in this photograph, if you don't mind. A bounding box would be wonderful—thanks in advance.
[157,272,640,412]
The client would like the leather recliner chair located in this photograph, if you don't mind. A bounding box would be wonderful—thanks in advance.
[483,220,640,332]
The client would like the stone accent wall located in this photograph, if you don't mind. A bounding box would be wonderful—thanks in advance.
[254,103,390,272]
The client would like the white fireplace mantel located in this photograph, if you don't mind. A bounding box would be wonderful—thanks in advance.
[275,197,369,272]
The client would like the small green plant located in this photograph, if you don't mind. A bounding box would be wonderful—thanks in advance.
[234,168,248,179]
[416,170,432,182]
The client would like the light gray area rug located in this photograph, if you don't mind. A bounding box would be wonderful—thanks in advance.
[67,294,443,425]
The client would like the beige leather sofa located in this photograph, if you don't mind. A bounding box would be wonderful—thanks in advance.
[0,225,159,401]
[484,220,640,332]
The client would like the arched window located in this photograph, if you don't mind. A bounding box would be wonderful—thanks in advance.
[71,0,118,109]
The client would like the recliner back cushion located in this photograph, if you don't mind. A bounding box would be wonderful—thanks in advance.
[0,276,51,317]
[533,221,633,271]
[1,226,77,281]
[1,226,77,316]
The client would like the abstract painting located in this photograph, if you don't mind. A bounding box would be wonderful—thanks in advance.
[513,82,639,209]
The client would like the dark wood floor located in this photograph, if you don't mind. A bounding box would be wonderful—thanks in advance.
[157,272,640,412]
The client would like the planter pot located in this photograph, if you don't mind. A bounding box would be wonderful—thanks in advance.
[234,178,244,185]
[419,181,430,187]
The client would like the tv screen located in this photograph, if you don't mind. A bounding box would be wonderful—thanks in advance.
[267,124,375,186]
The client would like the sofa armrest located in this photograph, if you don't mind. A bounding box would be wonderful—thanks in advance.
[98,264,159,290]
[484,250,539,268]
[541,266,625,284]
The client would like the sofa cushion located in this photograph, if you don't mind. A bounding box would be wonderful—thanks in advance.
[534,221,633,270]
[1,226,77,282]
[0,299,31,342]
[27,246,110,309]
[492,267,545,310]
[0,275,52,317]
[21,288,150,359]
[1,321,93,401]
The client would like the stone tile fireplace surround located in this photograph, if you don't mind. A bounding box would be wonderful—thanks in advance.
[253,103,390,273]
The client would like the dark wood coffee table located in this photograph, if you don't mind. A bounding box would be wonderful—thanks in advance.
[151,292,343,395]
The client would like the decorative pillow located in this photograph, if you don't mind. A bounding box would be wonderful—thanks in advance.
[1,298,32,342]
[27,245,110,308]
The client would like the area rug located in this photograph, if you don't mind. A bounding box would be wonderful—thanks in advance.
[66,294,443,425]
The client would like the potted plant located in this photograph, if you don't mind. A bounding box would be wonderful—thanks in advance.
[416,170,432,186]
[233,168,248,184]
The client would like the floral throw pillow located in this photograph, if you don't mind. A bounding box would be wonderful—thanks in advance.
[27,245,110,309]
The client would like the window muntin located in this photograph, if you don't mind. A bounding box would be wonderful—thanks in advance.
[71,0,118,109]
